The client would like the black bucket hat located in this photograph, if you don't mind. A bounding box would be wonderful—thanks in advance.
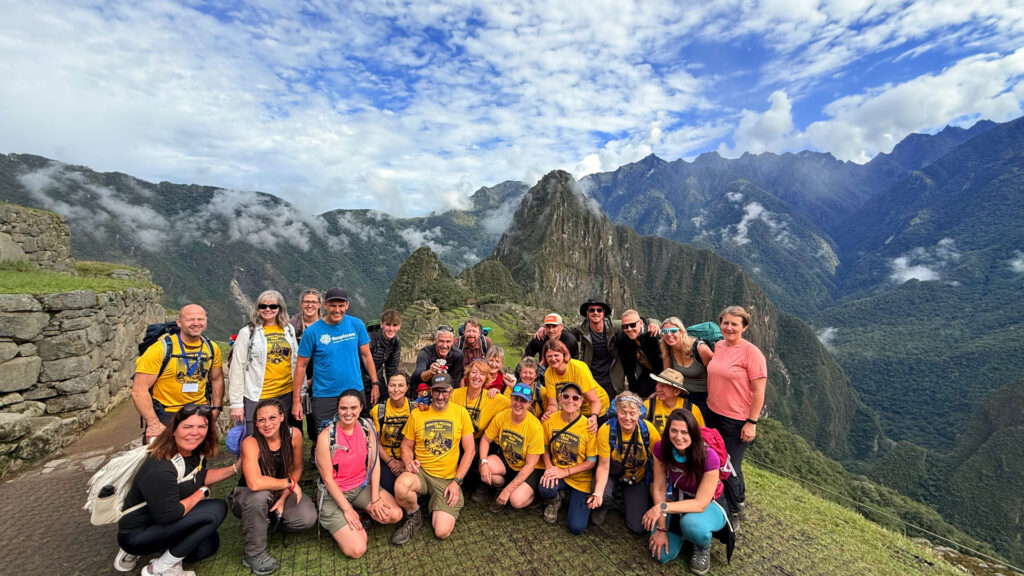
[579,298,612,317]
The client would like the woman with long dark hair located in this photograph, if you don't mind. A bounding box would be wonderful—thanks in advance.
[116,404,235,576]
[642,409,728,575]
[231,398,316,574]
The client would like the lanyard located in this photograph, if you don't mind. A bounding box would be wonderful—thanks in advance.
[177,334,204,377]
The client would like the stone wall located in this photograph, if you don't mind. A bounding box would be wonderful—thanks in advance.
[0,287,163,476]
[0,203,76,273]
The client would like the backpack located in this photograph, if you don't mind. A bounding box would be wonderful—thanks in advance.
[137,322,215,382]
[457,332,490,356]
[226,322,256,370]
[377,399,413,424]
[325,416,377,490]
[607,416,654,485]
[84,445,203,525]
[699,426,734,484]
[686,321,723,356]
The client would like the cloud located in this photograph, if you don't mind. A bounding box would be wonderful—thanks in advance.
[888,238,961,284]
[480,195,522,237]
[817,327,838,351]
[721,91,796,156]
[726,202,792,247]
[1010,250,1024,274]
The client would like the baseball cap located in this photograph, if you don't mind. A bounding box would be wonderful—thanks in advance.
[510,383,534,402]
[226,422,246,456]
[431,372,454,389]
[324,287,349,302]
[543,313,563,326]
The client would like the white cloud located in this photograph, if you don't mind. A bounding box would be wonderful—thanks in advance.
[725,192,744,203]
[888,238,961,284]
[721,91,797,156]
[726,202,792,247]
[1009,250,1024,274]
[817,326,838,351]
[480,195,522,237]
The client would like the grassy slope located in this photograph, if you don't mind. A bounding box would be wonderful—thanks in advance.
[0,261,153,293]
[192,461,961,576]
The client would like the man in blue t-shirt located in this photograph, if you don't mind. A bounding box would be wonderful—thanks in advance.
[291,287,378,435]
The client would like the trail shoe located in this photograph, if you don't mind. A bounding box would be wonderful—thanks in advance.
[488,499,505,514]
[114,548,139,572]
[470,485,490,504]
[689,543,712,575]
[737,500,749,521]
[391,508,423,546]
[543,494,562,524]
[728,510,741,533]
[166,564,195,576]
[242,552,279,575]
[590,507,608,526]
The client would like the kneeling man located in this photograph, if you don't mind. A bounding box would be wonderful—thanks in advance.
[391,373,475,544]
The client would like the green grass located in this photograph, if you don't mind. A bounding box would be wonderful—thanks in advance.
[0,261,152,293]
[75,260,148,277]
[192,459,961,576]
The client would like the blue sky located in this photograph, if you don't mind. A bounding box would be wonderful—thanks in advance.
[1,0,1023,215]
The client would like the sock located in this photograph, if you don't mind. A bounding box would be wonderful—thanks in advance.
[407,506,420,517]
[152,550,185,574]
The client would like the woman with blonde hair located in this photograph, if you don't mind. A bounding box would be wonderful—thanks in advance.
[659,317,713,417]
[229,290,299,435]
[454,359,510,501]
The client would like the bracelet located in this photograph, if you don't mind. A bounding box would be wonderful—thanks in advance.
[745,418,758,425]
[210,405,223,410]
[655,528,667,533]
[287,477,296,492]
[232,461,240,474]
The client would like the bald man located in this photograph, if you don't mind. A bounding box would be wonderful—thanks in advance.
[132,304,225,441]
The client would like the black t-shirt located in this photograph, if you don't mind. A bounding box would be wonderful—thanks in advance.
[589,330,613,389]
[118,453,206,533]
[522,332,580,361]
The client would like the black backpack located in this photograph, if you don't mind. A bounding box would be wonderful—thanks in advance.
[137,321,214,381]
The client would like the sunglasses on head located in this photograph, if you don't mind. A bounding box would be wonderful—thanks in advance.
[258,303,280,310]
[561,392,582,401]
[588,307,604,313]
[179,403,213,417]
[622,320,641,329]
[437,325,453,333]
[660,327,680,334]
[512,384,532,396]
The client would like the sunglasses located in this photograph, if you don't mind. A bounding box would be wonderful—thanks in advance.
[430,388,451,395]
[437,325,454,333]
[587,307,604,313]
[179,403,213,417]
[512,384,532,397]
[660,327,680,335]
[560,393,582,401]
[622,320,641,329]
[258,303,281,310]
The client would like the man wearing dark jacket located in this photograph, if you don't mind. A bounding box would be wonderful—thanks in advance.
[613,309,662,398]
[523,312,579,361]
[411,326,464,396]
[362,309,402,405]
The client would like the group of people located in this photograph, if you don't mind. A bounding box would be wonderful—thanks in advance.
[118,290,767,576]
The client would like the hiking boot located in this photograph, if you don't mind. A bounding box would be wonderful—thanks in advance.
[590,507,608,526]
[543,494,562,524]
[114,548,139,572]
[470,485,490,504]
[391,508,422,546]
[737,500,749,521]
[242,552,279,575]
[728,510,741,533]
[689,543,711,575]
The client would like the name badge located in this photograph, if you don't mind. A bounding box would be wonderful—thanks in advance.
[182,381,199,393]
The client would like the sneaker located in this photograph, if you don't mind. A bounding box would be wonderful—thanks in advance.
[488,499,505,514]
[470,485,490,504]
[114,548,139,572]
[689,543,711,575]
[737,500,749,521]
[543,494,562,524]
[728,510,741,533]
[589,507,608,526]
[391,508,422,546]
[242,552,279,575]
[166,564,195,576]
[139,561,195,576]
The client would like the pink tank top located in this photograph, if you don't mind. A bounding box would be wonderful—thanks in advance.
[330,424,368,491]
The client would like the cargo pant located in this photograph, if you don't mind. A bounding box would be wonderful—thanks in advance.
[230,486,317,556]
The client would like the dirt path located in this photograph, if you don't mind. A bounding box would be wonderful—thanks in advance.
[1,401,141,576]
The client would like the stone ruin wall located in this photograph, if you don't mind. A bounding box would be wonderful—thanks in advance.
[0,203,165,476]
[0,203,76,274]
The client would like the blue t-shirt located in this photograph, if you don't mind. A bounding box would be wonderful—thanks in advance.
[298,316,370,397]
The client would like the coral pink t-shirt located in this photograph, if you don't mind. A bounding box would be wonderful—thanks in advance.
[706,339,767,420]
[329,424,368,491]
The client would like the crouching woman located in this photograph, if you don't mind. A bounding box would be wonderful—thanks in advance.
[116,404,235,576]
[232,398,317,575]
[317,389,403,558]
[642,409,728,576]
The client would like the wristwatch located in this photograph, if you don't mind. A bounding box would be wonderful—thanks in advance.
[199,486,210,498]
[660,502,668,516]
[454,477,463,486]
[480,458,489,466]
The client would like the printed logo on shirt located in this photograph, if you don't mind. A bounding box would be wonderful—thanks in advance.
[614,440,647,483]
[266,333,290,365]
[500,430,526,468]
[381,417,407,453]
[319,334,331,345]
[551,432,581,467]
[423,420,454,456]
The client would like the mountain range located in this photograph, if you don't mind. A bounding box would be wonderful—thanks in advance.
[1,115,1021,562]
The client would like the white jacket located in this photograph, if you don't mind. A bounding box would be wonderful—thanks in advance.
[228,323,299,408]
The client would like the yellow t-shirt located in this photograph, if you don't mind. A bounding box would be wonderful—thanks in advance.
[483,410,544,472]
[261,325,292,398]
[647,397,705,434]
[543,359,609,417]
[543,411,597,493]
[136,336,222,411]
[371,398,412,460]
[597,421,662,484]
[452,387,510,439]
[401,402,473,478]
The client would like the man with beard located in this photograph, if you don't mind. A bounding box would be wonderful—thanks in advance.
[391,373,475,544]
[457,318,491,365]
[411,326,464,393]
[614,309,663,398]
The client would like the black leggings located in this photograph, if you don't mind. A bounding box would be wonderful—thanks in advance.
[706,410,749,515]
[118,499,227,561]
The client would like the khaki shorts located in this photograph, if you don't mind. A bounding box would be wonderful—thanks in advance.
[319,483,373,534]
[415,467,464,518]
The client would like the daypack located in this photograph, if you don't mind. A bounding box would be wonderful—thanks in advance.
[686,321,723,357]
[137,322,214,382]
[226,322,256,370]
[699,426,734,484]
[323,416,378,490]
[84,444,203,525]
[376,398,413,424]
[608,416,653,485]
